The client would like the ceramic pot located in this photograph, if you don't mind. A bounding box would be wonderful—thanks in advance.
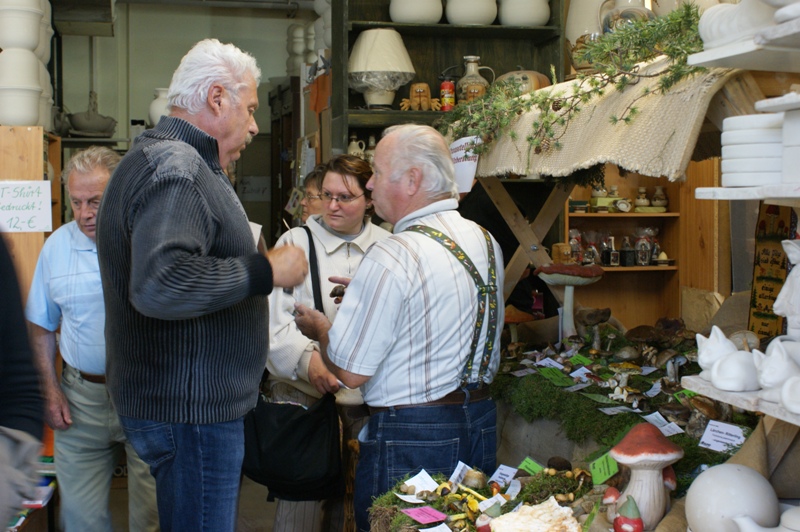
[495,69,550,93]
[0,47,39,88]
[148,88,169,127]
[565,0,604,70]
[651,185,668,207]
[601,0,655,33]
[390,0,443,23]
[499,0,550,26]
[0,4,42,50]
[0,86,42,126]
[348,135,365,158]
[456,55,495,103]
[634,186,650,206]
[33,0,52,61]
[446,0,497,25]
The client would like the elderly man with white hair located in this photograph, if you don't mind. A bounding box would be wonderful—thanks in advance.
[295,124,505,532]
[96,39,307,531]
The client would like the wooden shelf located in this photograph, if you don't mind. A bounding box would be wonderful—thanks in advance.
[687,18,800,73]
[346,110,440,128]
[601,265,677,272]
[568,212,680,218]
[349,20,560,42]
[682,375,800,427]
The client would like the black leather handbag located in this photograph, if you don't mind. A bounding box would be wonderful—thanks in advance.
[242,225,343,501]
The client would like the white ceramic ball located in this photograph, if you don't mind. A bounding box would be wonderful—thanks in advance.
[685,464,780,532]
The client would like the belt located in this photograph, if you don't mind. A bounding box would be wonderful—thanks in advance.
[367,386,491,416]
[79,370,106,384]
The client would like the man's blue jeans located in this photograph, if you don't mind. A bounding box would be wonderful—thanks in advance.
[118,415,245,532]
[354,397,497,532]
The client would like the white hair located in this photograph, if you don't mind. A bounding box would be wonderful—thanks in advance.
[168,38,262,115]
[62,146,121,184]
[382,124,458,200]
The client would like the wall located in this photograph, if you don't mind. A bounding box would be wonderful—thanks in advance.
[60,4,314,138]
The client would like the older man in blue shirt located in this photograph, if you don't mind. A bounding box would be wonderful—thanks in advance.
[26,146,158,532]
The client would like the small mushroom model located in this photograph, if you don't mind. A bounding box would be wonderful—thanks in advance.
[534,263,604,340]
[504,304,535,344]
[608,423,684,531]
[576,307,611,351]
[609,362,642,388]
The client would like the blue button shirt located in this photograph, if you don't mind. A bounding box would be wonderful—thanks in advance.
[25,221,106,375]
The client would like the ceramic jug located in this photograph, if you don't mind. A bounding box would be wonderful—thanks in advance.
[149,88,169,127]
[446,0,497,25]
[390,0,443,23]
[601,0,655,33]
[651,185,668,207]
[348,135,365,158]
[565,0,604,70]
[499,0,550,26]
[456,56,495,103]
[364,135,377,164]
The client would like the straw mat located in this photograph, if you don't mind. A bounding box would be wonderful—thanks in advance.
[476,57,739,182]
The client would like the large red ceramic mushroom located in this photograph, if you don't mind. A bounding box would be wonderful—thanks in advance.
[608,423,684,530]
[534,263,604,340]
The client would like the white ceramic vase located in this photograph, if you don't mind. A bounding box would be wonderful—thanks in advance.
[446,0,497,25]
[33,0,52,61]
[0,86,42,126]
[148,88,169,127]
[499,0,550,26]
[390,0,443,23]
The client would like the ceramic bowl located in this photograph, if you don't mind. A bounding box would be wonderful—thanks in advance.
[0,86,42,126]
[68,111,117,135]
[0,6,42,50]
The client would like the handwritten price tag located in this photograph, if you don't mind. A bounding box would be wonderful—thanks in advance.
[0,181,51,233]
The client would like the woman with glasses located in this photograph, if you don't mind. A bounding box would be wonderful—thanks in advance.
[266,154,390,532]
[300,164,326,224]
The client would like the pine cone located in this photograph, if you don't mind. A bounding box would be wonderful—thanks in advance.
[551,99,563,112]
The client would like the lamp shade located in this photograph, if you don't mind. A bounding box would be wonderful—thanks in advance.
[348,28,415,107]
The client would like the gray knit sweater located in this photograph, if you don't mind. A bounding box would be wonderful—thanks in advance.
[97,117,273,424]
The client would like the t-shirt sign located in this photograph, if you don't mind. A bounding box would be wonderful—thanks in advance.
[0,181,52,232]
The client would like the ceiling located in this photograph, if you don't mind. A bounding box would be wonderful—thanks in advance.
[50,0,315,36]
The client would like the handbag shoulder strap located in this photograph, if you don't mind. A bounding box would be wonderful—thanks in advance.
[301,225,324,313]
[403,224,499,385]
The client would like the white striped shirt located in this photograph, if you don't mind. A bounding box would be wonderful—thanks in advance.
[327,199,505,407]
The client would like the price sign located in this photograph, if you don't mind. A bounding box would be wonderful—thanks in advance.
[0,181,51,233]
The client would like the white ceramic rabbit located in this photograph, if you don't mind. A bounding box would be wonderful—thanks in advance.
[755,338,800,403]
[711,350,761,392]
[697,325,739,381]
[774,240,800,339]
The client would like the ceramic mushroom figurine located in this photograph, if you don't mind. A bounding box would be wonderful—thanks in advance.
[504,305,535,344]
[608,423,684,530]
[534,263,604,341]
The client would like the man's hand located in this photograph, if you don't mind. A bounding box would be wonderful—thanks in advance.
[294,303,331,342]
[267,245,308,288]
[43,386,71,431]
[308,350,340,395]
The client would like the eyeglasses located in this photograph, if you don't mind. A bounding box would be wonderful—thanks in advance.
[320,191,364,204]
[305,193,322,201]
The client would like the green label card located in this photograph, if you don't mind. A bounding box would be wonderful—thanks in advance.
[590,452,619,485]
[538,367,575,387]
[518,456,544,475]
[570,354,593,366]
[673,389,698,402]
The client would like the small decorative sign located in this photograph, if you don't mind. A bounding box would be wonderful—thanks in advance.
[517,456,544,475]
[699,420,747,452]
[590,452,619,485]
[0,180,52,233]
[488,464,518,487]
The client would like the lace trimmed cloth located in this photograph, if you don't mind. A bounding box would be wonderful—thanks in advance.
[475,56,740,182]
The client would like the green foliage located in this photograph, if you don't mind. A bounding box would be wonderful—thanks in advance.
[434,4,703,187]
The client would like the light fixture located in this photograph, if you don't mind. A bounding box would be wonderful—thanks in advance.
[347,28,415,109]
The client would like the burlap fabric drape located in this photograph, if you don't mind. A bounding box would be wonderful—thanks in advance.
[475,56,739,181]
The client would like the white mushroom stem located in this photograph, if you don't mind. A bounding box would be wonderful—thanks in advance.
[510,324,519,343]
[562,284,577,338]
[617,467,667,530]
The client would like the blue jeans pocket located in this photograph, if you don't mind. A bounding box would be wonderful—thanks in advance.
[118,416,176,467]
[386,438,460,480]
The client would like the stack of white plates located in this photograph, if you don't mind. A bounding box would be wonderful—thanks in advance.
[721,113,783,187]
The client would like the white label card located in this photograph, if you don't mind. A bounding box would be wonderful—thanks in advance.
[511,368,537,377]
[448,461,470,487]
[478,494,507,513]
[640,366,658,376]
[570,366,593,381]
[644,380,662,397]
[536,357,564,369]
[505,479,522,500]
[699,420,746,452]
[488,465,517,487]
[564,382,592,393]
[419,525,451,532]
[394,469,439,504]
[0,180,52,232]
[599,406,642,415]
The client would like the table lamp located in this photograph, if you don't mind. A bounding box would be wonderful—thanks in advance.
[348,28,415,108]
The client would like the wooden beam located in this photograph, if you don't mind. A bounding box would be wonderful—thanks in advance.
[705,72,766,131]
[477,176,573,306]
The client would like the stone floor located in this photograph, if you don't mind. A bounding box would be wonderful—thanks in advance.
[109,475,277,531]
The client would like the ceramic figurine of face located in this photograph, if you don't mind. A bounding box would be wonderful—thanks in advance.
[411,83,432,110]
[465,84,486,101]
